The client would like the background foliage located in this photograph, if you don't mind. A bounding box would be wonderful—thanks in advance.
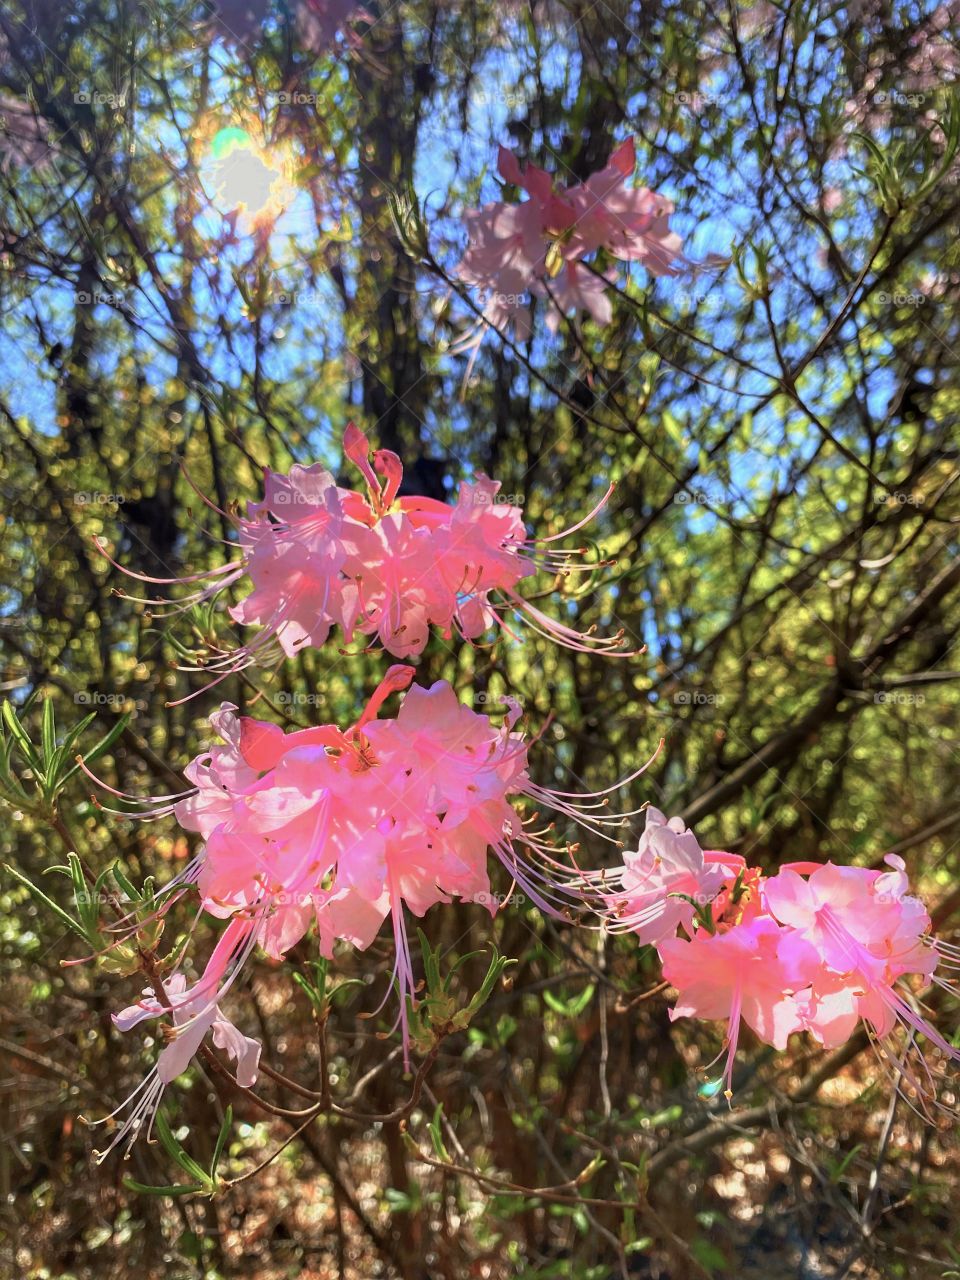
[1,0,959,1276]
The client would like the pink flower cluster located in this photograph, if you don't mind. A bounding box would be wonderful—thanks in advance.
[101,423,632,689]
[175,668,542,962]
[90,425,960,1153]
[91,668,653,1151]
[457,138,684,338]
[604,810,959,1106]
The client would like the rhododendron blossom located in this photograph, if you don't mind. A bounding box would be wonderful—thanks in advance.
[86,667,659,1145]
[659,915,815,1094]
[456,138,683,338]
[591,806,730,945]
[92,916,261,1157]
[762,860,945,1052]
[98,423,635,686]
[654,851,959,1108]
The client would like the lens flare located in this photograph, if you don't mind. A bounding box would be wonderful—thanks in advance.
[205,127,295,227]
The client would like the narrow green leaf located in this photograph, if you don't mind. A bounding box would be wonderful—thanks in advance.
[428,1102,450,1161]
[829,1143,863,1183]
[292,970,328,1013]
[417,928,441,992]
[61,712,97,755]
[122,1177,206,1197]
[62,713,130,784]
[2,702,42,774]
[568,983,596,1018]
[155,1112,213,1186]
[41,698,56,768]
[111,862,141,903]
[210,1105,233,1182]
[4,862,88,938]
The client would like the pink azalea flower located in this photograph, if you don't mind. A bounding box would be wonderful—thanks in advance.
[456,138,684,338]
[227,464,349,659]
[563,138,684,272]
[659,915,813,1095]
[94,916,261,1158]
[656,850,959,1111]
[496,145,578,235]
[98,424,637,691]
[84,668,659,1083]
[457,200,541,339]
[764,858,936,993]
[592,806,729,945]
[174,703,266,837]
[544,260,614,330]
[763,858,959,1106]
[456,147,576,324]
[459,197,552,287]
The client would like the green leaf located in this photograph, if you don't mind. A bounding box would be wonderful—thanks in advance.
[60,711,97,755]
[111,862,141,903]
[2,701,42,774]
[428,1102,450,1161]
[155,1112,213,1189]
[292,970,326,1013]
[210,1105,233,1182]
[61,851,103,932]
[384,1188,411,1211]
[828,1143,863,1183]
[543,983,595,1019]
[41,698,56,770]
[63,713,130,784]
[122,1177,206,1198]
[0,732,29,801]
[4,862,88,938]
[625,1237,654,1254]
[690,1237,728,1273]
[417,927,442,993]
